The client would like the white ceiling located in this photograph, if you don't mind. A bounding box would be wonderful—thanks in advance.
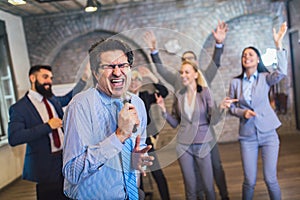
[0,0,158,17]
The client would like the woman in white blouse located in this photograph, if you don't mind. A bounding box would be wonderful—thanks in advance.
[156,60,216,200]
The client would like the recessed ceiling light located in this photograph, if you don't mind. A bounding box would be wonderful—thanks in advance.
[8,0,26,5]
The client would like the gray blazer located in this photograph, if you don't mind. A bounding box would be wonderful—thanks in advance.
[165,85,214,144]
[228,50,288,136]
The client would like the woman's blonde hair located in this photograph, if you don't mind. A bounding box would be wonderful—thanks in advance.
[131,70,143,81]
[181,60,207,87]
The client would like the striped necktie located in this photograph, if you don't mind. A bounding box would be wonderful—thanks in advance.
[122,138,139,200]
[115,100,139,200]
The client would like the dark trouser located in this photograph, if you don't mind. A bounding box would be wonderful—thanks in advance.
[211,143,229,200]
[140,138,170,200]
[139,188,145,200]
[36,181,69,200]
[149,168,170,200]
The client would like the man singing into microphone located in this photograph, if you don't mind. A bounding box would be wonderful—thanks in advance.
[62,38,154,200]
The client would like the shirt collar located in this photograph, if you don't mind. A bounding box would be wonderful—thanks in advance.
[243,70,258,80]
[28,89,44,102]
[96,87,122,106]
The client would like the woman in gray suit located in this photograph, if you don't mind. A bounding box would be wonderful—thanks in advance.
[156,60,216,200]
[222,22,288,200]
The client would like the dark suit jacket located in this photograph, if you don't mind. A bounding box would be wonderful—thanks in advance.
[8,80,86,183]
[139,82,169,126]
[138,83,168,146]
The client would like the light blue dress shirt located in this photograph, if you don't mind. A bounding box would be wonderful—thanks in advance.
[62,88,147,200]
[242,71,258,105]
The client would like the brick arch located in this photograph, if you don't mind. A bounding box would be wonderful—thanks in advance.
[50,30,150,84]
[24,0,285,67]
[21,0,289,142]
[26,10,144,66]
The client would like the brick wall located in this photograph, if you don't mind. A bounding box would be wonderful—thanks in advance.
[22,0,297,142]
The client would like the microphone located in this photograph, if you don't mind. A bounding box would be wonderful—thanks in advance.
[122,93,138,133]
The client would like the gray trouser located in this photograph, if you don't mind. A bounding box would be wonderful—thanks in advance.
[177,143,216,200]
[195,141,229,200]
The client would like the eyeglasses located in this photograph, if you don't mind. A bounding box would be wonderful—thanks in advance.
[99,63,131,70]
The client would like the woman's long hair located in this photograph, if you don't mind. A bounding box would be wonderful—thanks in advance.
[181,60,208,87]
[235,46,269,79]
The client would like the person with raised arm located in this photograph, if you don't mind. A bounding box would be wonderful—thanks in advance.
[221,22,288,200]
[145,21,230,200]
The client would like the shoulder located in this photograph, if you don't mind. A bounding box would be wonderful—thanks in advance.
[68,88,97,106]
[131,93,145,106]
[259,72,269,77]
[10,94,30,109]
[138,91,149,98]
[199,87,212,99]
[201,86,209,93]
[175,89,184,97]
[75,87,95,97]
[231,78,241,85]
[131,93,147,117]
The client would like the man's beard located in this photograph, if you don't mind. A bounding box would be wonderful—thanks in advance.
[35,81,53,98]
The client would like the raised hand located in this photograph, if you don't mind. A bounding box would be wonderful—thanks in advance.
[155,93,166,113]
[212,20,228,44]
[143,31,157,52]
[273,22,287,50]
[132,135,154,176]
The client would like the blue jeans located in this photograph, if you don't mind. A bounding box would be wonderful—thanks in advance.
[240,129,281,200]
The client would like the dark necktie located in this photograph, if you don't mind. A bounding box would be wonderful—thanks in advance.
[42,97,61,148]
[115,100,139,200]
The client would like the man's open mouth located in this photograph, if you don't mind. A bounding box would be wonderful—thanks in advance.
[111,79,124,87]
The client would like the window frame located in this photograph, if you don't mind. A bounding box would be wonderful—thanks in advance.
[0,20,17,145]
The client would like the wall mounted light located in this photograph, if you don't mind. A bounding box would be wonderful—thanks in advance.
[85,0,100,12]
[8,0,26,5]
